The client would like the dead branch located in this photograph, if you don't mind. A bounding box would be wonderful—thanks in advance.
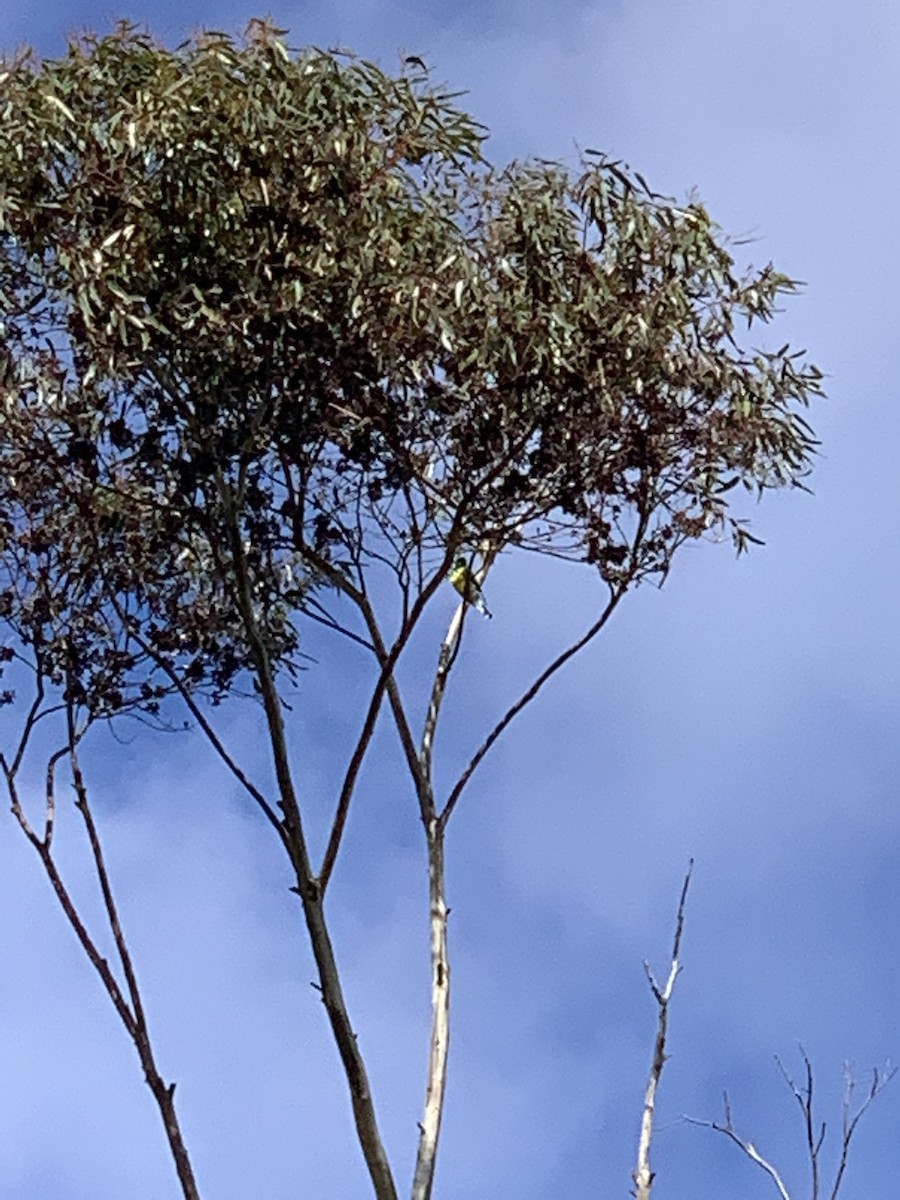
[684,1053,896,1200]
[775,1048,823,1197]
[684,1095,793,1200]
[631,860,693,1200]
[830,1061,895,1199]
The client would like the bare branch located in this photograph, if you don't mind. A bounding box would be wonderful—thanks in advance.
[409,591,474,1200]
[440,581,625,829]
[830,1062,895,1200]
[686,1055,895,1200]
[300,595,376,652]
[4,762,139,1040]
[632,861,693,1200]
[2,694,201,1198]
[43,744,68,847]
[683,1102,792,1200]
[776,1047,821,1198]
[317,665,390,892]
[318,544,457,890]
[121,617,286,843]
[8,662,46,777]
[420,588,470,781]
[63,703,201,1200]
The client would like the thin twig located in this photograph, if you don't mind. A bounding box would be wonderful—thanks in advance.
[107,593,286,844]
[300,596,375,652]
[8,655,47,778]
[439,581,625,829]
[4,761,139,1043]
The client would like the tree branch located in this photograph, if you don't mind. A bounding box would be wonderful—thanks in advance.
[2,684,202,1200]
[420,544,495,788]
[684,1099,793,1200]
[219,477,399,1200]
[776,1049,821,1198]
[410,819,450,1200]
[632,861,693,1200]
[409,597,470,1200]
[685,1055,895,1200]
[43,744,68,847]
[319,536,461,890]
[120,614,287,846]
[830,1063,896,1200]
[439,581,625,829]
[64,702,201,1200]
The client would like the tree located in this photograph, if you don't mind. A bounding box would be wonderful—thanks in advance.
[0,20,826,1199]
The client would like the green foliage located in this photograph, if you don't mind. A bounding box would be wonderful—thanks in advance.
[0,19,822,716]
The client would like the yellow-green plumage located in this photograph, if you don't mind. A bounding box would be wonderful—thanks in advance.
[449,558,492,618]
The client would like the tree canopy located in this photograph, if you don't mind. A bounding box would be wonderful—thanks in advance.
[0,19,821,719]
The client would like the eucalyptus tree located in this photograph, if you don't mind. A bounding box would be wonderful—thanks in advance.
[0,21,822,1199]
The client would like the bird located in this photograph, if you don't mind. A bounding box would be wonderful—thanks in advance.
[449,557,492,618]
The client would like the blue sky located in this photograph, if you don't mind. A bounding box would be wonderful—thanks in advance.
[2,2,899,1198]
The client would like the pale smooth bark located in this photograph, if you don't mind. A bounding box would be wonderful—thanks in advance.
[632,863,692,1200]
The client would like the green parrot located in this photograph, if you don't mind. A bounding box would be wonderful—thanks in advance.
[448,557,492,618]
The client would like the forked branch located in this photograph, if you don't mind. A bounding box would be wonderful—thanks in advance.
[65,704,201,1200]
[831,1061,896,1198]
[1,686,201,1200]
[684,1053,895,1200]
[219,484,399,1200]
